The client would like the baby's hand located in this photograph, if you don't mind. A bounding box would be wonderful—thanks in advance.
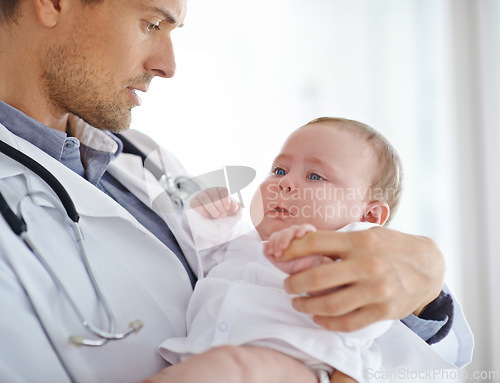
[190,187,241,219]
[264,224,333,274]
[264,224,317,258]
[263,224,334,275]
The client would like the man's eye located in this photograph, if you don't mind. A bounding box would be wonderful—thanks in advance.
[273,167,287,176]
[145,22,161,32]
[308,173,324,181]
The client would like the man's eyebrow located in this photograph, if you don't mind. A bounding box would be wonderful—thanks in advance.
[141,5,178,25]
[154,7,177,24]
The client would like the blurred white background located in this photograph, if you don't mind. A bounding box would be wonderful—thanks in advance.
[131,0,499,380]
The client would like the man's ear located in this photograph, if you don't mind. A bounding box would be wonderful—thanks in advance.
[33,0,63,27]
[361,201,390,226]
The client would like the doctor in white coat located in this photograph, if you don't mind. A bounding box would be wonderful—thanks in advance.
[0,0,473,382]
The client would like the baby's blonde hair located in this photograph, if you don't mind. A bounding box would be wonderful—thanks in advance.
[305,117,402,224]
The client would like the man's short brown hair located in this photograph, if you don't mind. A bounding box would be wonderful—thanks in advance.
[0,0,104,23]
[0,0,22,23]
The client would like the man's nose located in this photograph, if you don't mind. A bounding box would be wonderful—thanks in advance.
[145,35,176,78]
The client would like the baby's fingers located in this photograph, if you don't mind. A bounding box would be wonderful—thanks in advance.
[295,224,317,238]
[267,228,297,258]
[265,224,318,258]
[206,188,241,217]
[190,187,242,219]
[208,188,231,212]
[229,198,241,216]
[190,194,221,218]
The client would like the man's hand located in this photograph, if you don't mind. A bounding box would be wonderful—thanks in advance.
[279,227,445,332]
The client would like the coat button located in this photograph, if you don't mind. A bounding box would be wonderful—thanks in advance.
[217,322,229,332]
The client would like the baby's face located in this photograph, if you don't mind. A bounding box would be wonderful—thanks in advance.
[250,122,378,240]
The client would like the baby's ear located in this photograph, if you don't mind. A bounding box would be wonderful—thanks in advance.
[361,201,390,226]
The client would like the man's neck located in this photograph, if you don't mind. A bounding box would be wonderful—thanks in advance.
[0,96,70,133]
[0,28,69,133]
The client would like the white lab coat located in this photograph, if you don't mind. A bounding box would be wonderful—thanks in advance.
[0,120,473,383]
[0,121,196,383]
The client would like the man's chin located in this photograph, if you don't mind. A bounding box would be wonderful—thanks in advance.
[105,123,131,134]
[79,112,132,133]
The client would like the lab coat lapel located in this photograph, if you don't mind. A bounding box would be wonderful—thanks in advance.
[107,152,203,279]
[0,124,149,228]
[0,124,28,180]
[1,123,202,277]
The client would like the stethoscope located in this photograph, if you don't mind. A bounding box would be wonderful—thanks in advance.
[116,133,202,210]
[0,139,144,347]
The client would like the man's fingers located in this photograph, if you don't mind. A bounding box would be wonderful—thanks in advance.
[279,227,447,324]
[284,260,358,294]
[312,304,390,332]
[291,285,362,317]
[290,281,394,317]
[280,230,354,261]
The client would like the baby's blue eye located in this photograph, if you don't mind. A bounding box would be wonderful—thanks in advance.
[308,173,324,181]
[273,167,287,176]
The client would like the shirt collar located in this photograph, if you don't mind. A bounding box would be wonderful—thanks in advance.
[0,100,67,160]
[67,114,122,156]
[0,100,123,185]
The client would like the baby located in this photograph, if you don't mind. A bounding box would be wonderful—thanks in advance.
[159,117,402,382]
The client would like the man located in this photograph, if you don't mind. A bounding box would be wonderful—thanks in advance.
[0,0,472,382]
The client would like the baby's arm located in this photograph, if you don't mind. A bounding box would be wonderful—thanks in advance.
[264,224,335,274]
[143,345,318,383]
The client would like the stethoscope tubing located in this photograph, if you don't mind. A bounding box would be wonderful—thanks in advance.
[0,140,79,222]
[0,139,142,347]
